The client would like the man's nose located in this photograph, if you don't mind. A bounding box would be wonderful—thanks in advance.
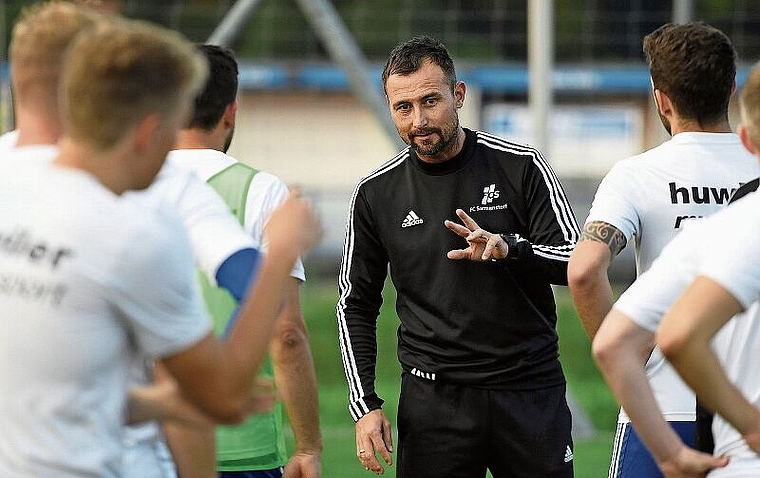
[412,107,428,129]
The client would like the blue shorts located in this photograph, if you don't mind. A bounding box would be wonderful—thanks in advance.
[220,468,283,478]
[608,421,694,478]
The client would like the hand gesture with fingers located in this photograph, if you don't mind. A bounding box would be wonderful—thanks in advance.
[355,409,393,475]
[444,208,508,261]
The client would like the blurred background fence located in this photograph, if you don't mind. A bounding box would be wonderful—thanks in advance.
[5,0,754,63]
[3,0,759,277]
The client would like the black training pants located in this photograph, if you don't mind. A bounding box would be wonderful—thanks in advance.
[396,374,574,478]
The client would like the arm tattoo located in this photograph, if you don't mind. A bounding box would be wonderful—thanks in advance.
[579,221,627,257]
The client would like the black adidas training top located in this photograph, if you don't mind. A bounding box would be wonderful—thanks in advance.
[337,129,580,422]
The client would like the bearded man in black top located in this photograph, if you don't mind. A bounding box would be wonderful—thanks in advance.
[337,35,580,477]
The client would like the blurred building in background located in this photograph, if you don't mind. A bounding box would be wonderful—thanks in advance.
[1,0,758,278]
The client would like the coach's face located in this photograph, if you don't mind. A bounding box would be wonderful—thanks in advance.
[385,60,466,164]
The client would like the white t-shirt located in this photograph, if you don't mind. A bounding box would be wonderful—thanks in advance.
[127,159,257,284]
[167,148,305,281]
[0,130,57,166]
[123,159,258,477]
[1,136,257,477]
[615,192,760,476]
[1,134,255,286]
[0,130,20,152]
[586,132,759,423]
[0,161,211,477]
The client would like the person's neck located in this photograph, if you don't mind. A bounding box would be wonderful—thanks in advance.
[671,117,732,135]
[53,137,130,195]
[14,110,61,147]
[174,128,223,152]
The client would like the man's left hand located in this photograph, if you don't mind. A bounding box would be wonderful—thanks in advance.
[445,208,508,261]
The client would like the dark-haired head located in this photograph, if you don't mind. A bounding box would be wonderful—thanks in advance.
[381,36,457,95]
[186,44,239,131]
[643,22,735,128]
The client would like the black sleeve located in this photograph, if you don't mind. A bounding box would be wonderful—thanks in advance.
[502,150,580,285]
[336,185,389,422]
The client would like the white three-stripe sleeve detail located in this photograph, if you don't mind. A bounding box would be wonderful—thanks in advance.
[337,150,409,419]
[476,132,580,247]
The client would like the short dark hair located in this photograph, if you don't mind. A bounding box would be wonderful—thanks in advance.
[643,22,736,126]
[381,35,457,94]
[186,43,238,130]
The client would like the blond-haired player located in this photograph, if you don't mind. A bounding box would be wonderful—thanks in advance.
[0,17,320,477]
[3,1,100,149]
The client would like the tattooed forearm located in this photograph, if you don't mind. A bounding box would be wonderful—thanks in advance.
[579,221,627,257]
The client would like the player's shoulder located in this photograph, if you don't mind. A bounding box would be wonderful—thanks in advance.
[596,148,663,190]
[119,193,186,243]
[152,156,200,186]
[607,148,657,172]
[244,169,290,210]
[60,175,190,271]
[166,148,237,180]
[471,129,557,179]
[0,130,19,152]
[356,147,411,190]
[250,169,286,191]
[473,129,540,157]
[109,197,194,279]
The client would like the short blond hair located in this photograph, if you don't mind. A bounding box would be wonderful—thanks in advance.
[740,63,760,150]
[60,18,208,149]
[9,1,101,110]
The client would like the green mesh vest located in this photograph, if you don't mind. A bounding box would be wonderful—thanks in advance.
[199,162,287,471]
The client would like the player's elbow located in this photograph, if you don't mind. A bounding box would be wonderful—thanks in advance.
[591,326,620,374]
[567,256,604,295]
[198,395,252,425]
[271,315,309,355]
[655,328,691,364]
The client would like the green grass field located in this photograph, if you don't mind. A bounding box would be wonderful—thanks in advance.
[294,278,620,477]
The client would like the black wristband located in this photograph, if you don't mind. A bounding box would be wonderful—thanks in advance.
[499,233,520,259]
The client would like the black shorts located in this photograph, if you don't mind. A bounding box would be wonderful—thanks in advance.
[396,373,574,478]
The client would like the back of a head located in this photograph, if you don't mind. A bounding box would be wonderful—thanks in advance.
[9,1,101,109]
[643,22,736,126]
[740,63,760,150]
[186,44,239,131]
[381,35,457,94]
[60,18,208,150]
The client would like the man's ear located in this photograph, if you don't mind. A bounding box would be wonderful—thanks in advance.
[653,89,672,117]
[222,101,237,128]
[738,124,759,155]
[133,113,161,153]
[454,81,466,109]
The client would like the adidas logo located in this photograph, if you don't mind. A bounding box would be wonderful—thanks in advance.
[564,445,573,463]
[401,210,424,228]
